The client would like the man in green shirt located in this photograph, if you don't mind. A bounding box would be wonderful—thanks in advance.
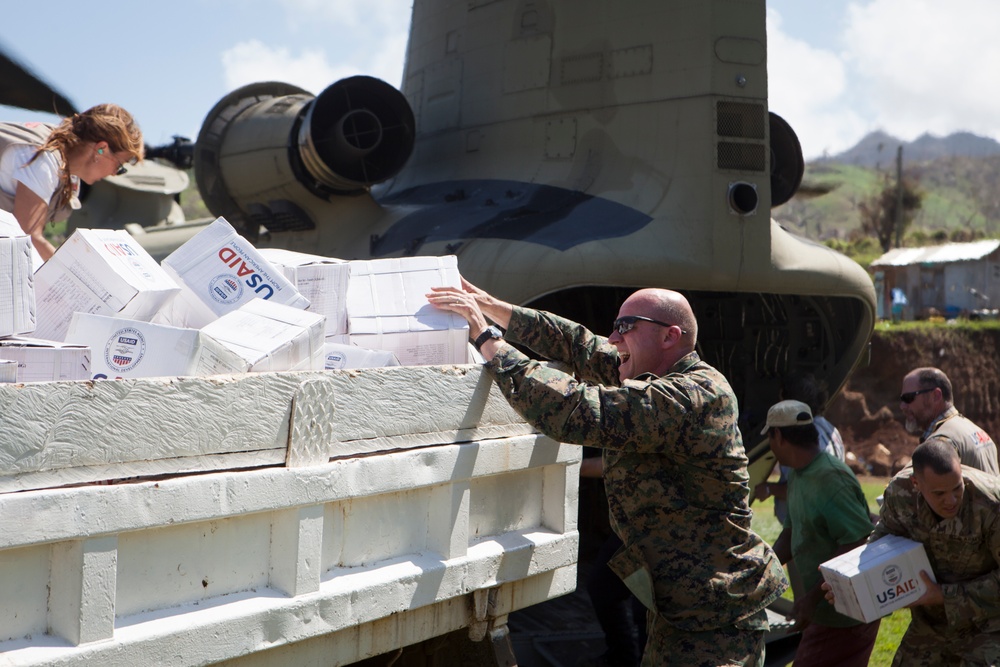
[765,400,879,667]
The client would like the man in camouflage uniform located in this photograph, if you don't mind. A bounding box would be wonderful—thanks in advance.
[428,280,788,667]
[868,440,1000,665]
[899,367,999,474]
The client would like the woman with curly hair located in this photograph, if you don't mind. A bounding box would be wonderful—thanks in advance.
[0,103,143,260]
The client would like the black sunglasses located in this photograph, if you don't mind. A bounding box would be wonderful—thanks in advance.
[900,388,935,404]
[99,148,129,176]
[612,315,687,336]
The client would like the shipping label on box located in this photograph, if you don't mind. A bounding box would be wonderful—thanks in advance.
[346,255,469,365]
[34,228,180,341]
[258,247,350,337]
[65,313,206,380]
[159,217,309,329]
[199,299,326,373]
[0,210,36,337]
[0,336,91,382]
[819,534,936,623]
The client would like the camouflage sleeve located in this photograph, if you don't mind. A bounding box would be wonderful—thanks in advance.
[502,306,620,386]
[940,514,1000,626]
[485,343,698,450]
[868,478,910,543]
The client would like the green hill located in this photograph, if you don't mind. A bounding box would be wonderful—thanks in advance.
[774,155,1000,244]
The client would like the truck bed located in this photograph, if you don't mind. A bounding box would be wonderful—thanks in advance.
[0,365,580,666]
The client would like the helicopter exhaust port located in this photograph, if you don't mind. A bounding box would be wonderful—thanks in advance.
[194,76,416,239]
[298,76,415,194]
[727,181,759,216]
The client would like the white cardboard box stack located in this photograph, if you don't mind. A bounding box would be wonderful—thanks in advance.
[33,228,179,341]
[346,255,469,365]
[819,534,936,623]
[0,210,36,337]
[258,248,351,339]
[200,299,326,373]
[0,337,90,382]
[6,212,469,377]
[157,217,309,329]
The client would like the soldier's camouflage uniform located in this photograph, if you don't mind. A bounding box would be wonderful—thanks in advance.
[921,406,1000,475]
[873,465,1000,666]
[485,307,788,666]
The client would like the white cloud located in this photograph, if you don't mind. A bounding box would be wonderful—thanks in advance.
[766,9,868,158]
[221,35,406,94]
[844,0,1000,142]
[220,0,411,94]
[222,41,345,94]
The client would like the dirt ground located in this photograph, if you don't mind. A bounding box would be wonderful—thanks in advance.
[825,326,1000,474]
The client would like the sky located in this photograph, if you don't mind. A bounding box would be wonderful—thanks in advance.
[1,0,998,160]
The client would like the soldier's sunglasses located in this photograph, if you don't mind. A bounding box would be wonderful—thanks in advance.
[612,315,687,336]
[900,388,935,404]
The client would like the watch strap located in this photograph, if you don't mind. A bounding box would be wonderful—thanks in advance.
[474,326,503,351]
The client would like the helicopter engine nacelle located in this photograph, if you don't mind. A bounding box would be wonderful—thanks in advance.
[194,76,415,240]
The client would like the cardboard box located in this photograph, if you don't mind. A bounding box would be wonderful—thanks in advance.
[258,247,351,337]
[346,255,469,365]
[158,217,309,329]
[199,299,326,373]
[819,534,936,623]
[0,337,90,382]
[64,313,239,380]
[0,210,36,337]
[323,342,401,370]
[33,228,180,341]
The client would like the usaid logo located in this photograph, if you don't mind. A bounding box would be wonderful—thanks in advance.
[326,352,347,369]
[209,273,244,304]
[217,247,277,300]
[105,327,146,373]
[876,563,918,605]
[882,565,902,586]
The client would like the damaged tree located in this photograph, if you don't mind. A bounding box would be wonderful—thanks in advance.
[859,171,924,253]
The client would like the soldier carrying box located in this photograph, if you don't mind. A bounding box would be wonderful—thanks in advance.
[824,440,1000,666]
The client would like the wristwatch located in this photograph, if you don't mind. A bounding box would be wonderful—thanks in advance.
[473,325,504,351]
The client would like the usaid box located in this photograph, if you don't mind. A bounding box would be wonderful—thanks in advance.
[819,535,936,623]
[158,217,309,329]
[258,247,351,338]
[346,255,469,366]
[0,337,90,382]
[0,210,36,337]
[199,299,326,373]
[65,313,208,379]
[34,228,180,341]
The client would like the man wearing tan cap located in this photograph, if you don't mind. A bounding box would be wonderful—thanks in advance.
[764,400,878,667]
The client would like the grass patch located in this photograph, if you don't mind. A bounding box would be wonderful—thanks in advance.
[752,476,906,665]
[876,318,1000,333]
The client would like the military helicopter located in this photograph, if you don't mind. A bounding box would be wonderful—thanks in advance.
[0,47,196,233]
[131,0,875,480]
[3,2,874,661]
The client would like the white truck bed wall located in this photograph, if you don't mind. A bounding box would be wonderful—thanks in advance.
[0,366,580,666]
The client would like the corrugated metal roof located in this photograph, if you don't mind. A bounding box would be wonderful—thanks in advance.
[871,239,1000,267]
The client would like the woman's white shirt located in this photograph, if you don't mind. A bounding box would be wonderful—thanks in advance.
[0,144,64,203]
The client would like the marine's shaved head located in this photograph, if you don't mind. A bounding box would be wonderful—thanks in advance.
[611,288,698,380]
[629,288,698,350]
